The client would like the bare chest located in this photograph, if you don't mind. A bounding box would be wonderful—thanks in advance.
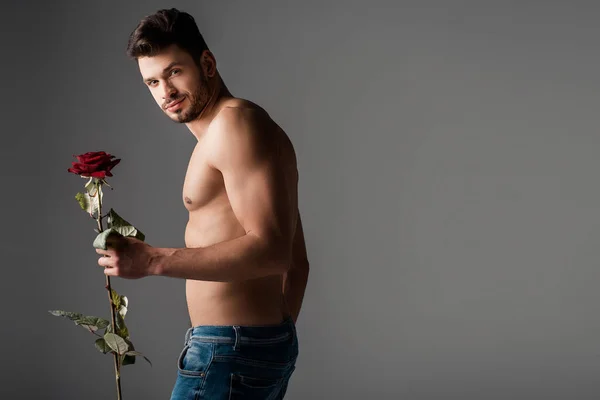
[181,144,225,213]
[181,126,297,248]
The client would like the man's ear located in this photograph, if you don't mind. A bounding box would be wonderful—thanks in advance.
[201,50,217,78]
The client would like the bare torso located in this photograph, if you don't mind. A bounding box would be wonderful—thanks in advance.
[182,98,297,327]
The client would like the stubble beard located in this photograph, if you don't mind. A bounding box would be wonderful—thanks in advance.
[169,75,210,124]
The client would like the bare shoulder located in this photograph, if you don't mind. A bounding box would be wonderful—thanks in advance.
[210,99,275,136]
[206,99,294,167]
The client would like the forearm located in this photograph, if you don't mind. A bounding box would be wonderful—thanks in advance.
[151,233,288,282]
[283,264,309,323]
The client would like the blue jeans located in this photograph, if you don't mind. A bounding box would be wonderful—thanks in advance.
[170,316,298,399]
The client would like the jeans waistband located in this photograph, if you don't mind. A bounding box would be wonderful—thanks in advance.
[183,316,296,347]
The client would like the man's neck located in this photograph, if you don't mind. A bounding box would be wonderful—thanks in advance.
[186,81,233,141]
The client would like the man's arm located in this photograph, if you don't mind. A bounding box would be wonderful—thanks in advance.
[150,106,296,282]
[283,210,310,324]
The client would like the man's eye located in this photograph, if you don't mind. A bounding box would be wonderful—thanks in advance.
[170,69,180,76]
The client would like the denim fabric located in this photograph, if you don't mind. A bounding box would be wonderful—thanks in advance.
[170,316,298,400]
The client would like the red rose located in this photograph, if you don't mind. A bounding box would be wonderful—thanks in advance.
[67,151,121,179]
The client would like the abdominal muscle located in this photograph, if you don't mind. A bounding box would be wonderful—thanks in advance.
[183,208,289,327]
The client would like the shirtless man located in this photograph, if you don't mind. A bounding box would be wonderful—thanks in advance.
[95,8,309,399]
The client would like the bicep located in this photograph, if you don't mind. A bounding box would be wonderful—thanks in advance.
[208,107,296,258]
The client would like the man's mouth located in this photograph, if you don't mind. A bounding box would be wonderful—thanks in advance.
[165,97,185,110]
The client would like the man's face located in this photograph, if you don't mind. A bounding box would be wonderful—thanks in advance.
[138,44,211,123]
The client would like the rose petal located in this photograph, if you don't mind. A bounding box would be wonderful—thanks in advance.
[105,159,121,171]
[77,151,108,164]
[90,171,107,178]
[70,152,119,178]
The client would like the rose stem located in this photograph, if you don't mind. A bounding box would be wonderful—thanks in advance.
[95,180,123,400]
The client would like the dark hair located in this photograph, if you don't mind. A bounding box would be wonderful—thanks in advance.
[126,8,209,64]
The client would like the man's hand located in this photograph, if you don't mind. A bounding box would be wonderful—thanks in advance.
[96,235,156,279]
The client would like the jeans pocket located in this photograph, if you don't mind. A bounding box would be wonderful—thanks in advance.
[229,365,296,400]
[177,340,213,377]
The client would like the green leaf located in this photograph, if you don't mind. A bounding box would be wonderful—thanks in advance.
[122,338,136,366]
[122,353,136,366]
[124,351,152,367]
[75,192,87,211]
[84,177,96,193]
[105,314,129,339]
[49,310,109,333]
[103,332,129,355]
[111,289,121,309]
[74,316,110,332]
[116,313,129,338]
[49,310,83,321]
[92,228,123,250]
[95,338,111,354]
[119,296,128,318]
[107,208,145,241]
[76,180,103,215]
[121,353,135,366]
[126,338,135,351]
[110,290,128,319]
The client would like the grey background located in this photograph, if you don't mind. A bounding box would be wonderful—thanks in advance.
[2,0,600,399]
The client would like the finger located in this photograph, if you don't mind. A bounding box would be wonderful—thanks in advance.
[96,248,110,255]
[104,267,118,276]
[98,256,112,268]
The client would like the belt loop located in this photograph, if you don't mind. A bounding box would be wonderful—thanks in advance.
[184,327,192,346]
[232,325,241,351]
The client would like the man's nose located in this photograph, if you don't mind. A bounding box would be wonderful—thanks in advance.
[161,82,177,100]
